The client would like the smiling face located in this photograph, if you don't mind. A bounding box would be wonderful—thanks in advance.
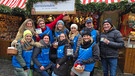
[39,21,45,29]
[25,34,32,42]
[59,33,66,41]
[43,35,50,44]
[57,23,63,30]
[85,22,93,28]
[103,22,112,32]
[26,21,33,28]
[70,26,77,33]
[83,35,91,42]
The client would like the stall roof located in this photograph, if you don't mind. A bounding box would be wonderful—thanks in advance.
[81,0,135,4]
[0,0,27,9]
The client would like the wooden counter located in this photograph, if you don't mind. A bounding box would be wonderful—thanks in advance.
[0,39,12,59]
[118,47,135,74]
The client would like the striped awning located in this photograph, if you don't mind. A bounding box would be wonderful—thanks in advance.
[0,0,27,9]
[81,0,135,4]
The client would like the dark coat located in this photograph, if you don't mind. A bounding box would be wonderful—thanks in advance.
[54,39,71,76]
[100,28,124,58]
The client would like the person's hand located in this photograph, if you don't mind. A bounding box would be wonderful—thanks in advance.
[56,64,60,68]
[24,69,28,72]
[63,11,67,16]
[11,40,17,46]
[35,34,39,37]
[40,66,45,70]
[103,38,110,44]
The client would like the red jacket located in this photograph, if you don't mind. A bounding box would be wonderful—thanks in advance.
[36,14,64,41]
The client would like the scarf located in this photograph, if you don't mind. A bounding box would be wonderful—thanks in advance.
[69,31,79,40]
[58,39,68,46]
[21,38,34,50]
[39,40,51,48]
[81,40,92,49]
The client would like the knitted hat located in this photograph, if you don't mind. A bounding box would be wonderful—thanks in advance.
[23,30,32,37]
[86,18,93,23]
[103,18,113,26]
[82,31,91,37]
[70,24,78,29]
[56,20,64,26]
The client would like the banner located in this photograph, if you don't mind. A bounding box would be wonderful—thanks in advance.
[32,0,76,15]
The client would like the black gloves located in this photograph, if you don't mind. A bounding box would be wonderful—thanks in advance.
[23,66,28,70]
[30,65,34,70]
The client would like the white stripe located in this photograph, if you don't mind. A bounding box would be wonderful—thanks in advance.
[91,0,95,3]
[10,0,16,8]
[102,0,106,3]
[18,0,25,8]
[12,0,19,8]
[96,0,100,3]
[6,0,13,6]
[108,0,111,3]
[2,0,8,5]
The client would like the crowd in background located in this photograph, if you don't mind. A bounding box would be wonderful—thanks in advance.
[10,12,125,76]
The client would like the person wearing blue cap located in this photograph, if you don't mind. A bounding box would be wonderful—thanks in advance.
[80,18,99,43]
[100,18,124,76]
[80,18,99,76]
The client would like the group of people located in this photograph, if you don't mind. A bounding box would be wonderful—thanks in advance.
[10,11,125,76]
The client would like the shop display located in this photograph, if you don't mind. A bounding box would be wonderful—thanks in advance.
[0,14,22,41]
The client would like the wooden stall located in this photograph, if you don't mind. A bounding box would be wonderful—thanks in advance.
[118,41,135,74]
[0,14,22,59]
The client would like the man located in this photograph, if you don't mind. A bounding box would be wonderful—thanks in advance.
[100,18,124,76]
[80,18,99,43]
[80,18,99,76]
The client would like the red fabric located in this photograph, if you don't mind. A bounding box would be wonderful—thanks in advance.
[46,14,64,30]
[36,14,64,41]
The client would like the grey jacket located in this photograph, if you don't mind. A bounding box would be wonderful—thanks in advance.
[100,28,124,58]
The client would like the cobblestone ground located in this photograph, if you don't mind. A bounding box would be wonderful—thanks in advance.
[0,59,135,76]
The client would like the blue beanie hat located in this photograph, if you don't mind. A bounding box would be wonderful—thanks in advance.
[56,20,64,26]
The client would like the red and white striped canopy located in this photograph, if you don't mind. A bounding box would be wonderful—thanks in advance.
[81,0,135,4]
[0,0,27,9]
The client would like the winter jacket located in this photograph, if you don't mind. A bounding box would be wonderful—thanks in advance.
[36,14,64,41]
[12,43,33,69]
[32,40,52,69]
[54,39,71,76]
[100,28,124,58]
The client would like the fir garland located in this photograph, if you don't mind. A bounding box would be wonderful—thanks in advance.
[0,0,135,16]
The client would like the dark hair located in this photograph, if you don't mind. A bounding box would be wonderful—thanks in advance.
[42,34,50,40]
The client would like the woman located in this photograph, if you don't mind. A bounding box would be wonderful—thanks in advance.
[68,24,81,54]
[52,33,71,76]
[71,31,100,76]
[11,18,36,46]
[36,12,67,43]
[54,20,69,39]
[32,34,53,76]
[12,30,35,76]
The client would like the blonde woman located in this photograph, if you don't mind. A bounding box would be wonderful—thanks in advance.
[11,19,36,46]
[71,31,100,76]
[69,24,81,54]
[12,30,35,76]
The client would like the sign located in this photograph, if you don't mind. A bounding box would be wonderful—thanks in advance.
[32,0,76,15]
